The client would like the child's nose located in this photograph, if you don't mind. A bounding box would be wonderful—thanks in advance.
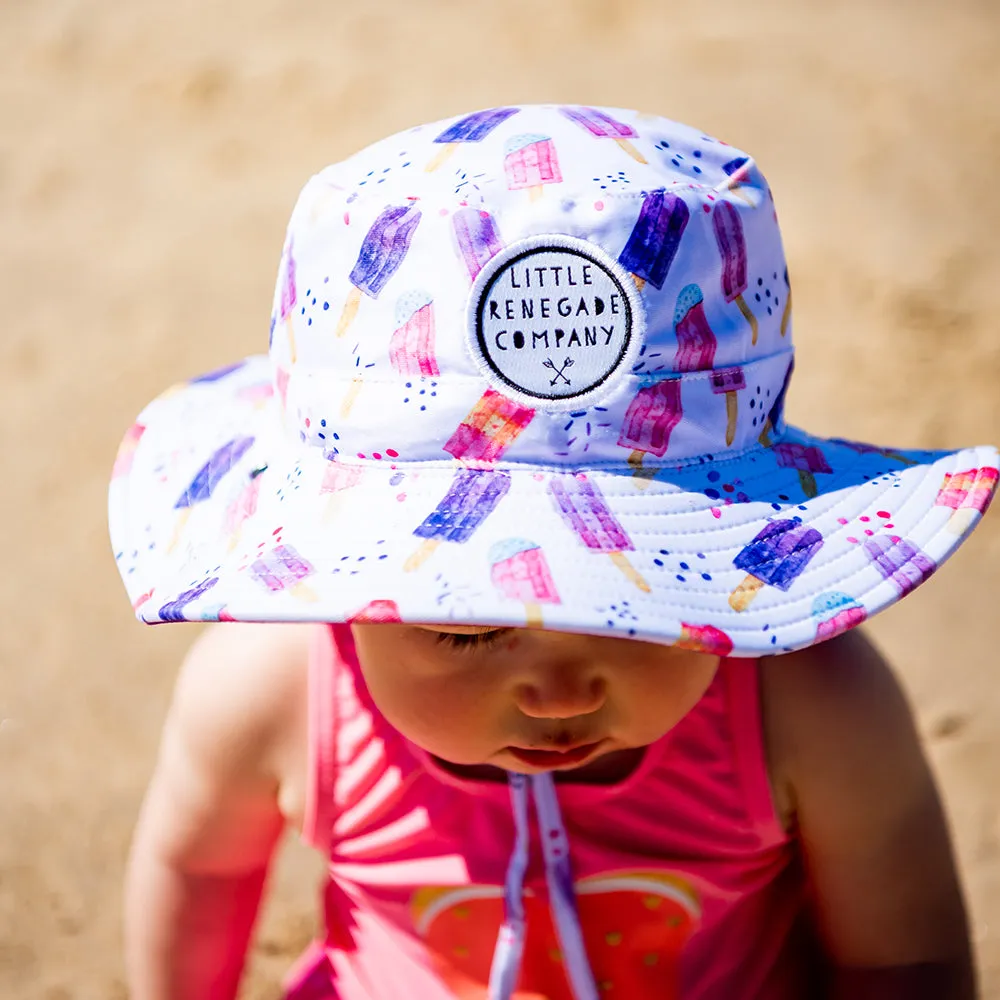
[513,666,607,719]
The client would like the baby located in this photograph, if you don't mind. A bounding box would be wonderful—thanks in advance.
[110,105,996,999]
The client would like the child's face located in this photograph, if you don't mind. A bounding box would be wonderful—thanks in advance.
[351,625,718,776]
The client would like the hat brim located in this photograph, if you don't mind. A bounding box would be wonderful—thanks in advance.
[109,356,998,657]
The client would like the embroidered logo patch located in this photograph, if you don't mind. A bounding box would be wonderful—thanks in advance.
[470,236,641,405]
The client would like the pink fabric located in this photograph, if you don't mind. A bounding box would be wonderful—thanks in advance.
[284,625,811,999]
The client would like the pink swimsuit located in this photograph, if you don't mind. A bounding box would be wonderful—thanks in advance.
[284,625,814,999]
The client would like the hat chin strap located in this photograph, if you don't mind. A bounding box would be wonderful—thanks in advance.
[488,773,600,1000]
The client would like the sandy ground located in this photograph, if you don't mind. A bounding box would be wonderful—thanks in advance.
[1,0,999,996]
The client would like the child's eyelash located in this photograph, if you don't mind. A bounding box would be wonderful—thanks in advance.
[436,630,505,650]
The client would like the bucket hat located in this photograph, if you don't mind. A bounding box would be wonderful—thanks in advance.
[109,104,998,656]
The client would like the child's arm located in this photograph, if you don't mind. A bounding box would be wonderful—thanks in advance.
[125,623,311,1000]
[765,629,977,999]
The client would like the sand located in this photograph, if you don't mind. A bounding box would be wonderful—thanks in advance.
[1,0,998,996]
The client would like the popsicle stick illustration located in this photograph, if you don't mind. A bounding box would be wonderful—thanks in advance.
[489,538,560,627]
[712,202,759,345]
[425,107,520,172]
[674,623,734,657]
[339,348,369,418]
[863,536,936,598]
[320,460,364,523]
[249,544,319,602]
[278,236,298,363]
[780,267,792,337]
[548,475,651,592]
[560,106,647,164]
[710,368,747,447]
[503,133,563,202]
[443,388,535,464]
[405,468,512,572]
[812,591,867,641]
[933,466,999,535]
[757,358,794,448]
[717,156,755,206]
[618,190,690,292]
[390,290,440,376]
[336,203,422,338]
[618,379,682,487]
[169,436,256,554]
[729,519,824,611]
[452,207,504,283]
[773,441,832,499]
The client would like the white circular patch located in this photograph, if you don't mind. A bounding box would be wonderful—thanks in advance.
[469,236,641,406]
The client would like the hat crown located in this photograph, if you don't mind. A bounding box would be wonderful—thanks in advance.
[269,106,794,467]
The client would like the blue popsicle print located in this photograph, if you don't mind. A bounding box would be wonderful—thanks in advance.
[729,518,823,610]
[175,437,255,509]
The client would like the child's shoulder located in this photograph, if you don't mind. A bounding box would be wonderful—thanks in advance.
[166,623,314,827]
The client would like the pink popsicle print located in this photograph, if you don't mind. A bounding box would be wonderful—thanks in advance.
[673,285,717,373]
[390,291,440,376]
[863,536,936,597]
[249,544,318,602]
[812,592,867,642]
[560,106,647,164]
[773,442,832,499]
[336,204,422,338]
[489,538,560,627]
[444,388,534,464]
[320,460,364,523]
[279,236,299,362]
[223,471,263,552]
[452,207,504,283]
[112,422,145,478]
[712,202,759,345]
[618,379,682,484]
[503,133,562,201]
[934,466,999,535]
[710,368,747,447]
[348,599,403,623]
[548,474,650,592]
[674,624,734,658]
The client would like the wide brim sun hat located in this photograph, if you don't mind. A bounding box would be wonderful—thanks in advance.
[109,104,998,657]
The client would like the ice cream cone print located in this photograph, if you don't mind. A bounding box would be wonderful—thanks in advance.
[336,286,362,338]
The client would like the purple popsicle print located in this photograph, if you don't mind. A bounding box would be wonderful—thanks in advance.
[710,367,747,447]
[729,518,823,611]
[249,544,318,601]
[168,435,255,554]
[336,204,422,338]
[560,106,647,163]
[157,577,219,622]
[405,468,511,571]
[426,107,520,172]
[863,536,936,597]
[773,442,832,499]
[618,191,690,292]
[719,156,754,205]
[548,474,650,591]
[452,207,504,283]
[712,202,759,345]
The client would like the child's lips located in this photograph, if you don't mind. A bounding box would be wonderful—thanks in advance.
[505,740,606,770]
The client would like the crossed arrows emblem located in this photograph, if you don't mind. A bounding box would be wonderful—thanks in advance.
[543,357,575,386]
